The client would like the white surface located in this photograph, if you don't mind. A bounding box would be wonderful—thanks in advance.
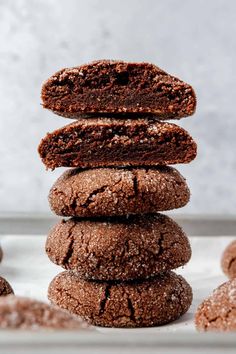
[0,234,234,333]
[1,0,236,215]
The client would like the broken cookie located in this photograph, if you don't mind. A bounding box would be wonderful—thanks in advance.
[41,60,196,120]
[38,118,197,169]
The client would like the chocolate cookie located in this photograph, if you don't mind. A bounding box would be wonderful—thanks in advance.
[221,240,236,279]
[0,277,14,296]
[41,60,196,119]
[0,246,3,263]
[38,118,197,169]
[49,166,190,217]
[0,295,88,330]
[46,214,191,281]
[195,279,236,331]
[48,271,192,327]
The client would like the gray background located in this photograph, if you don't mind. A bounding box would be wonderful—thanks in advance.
[0,0,235,215]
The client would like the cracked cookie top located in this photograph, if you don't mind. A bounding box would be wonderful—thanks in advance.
[46,214,191,281]
[48,166,190,217]
[48,270,192,328]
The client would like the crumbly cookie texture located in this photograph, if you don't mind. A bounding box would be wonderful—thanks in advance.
[0,295,88,330]
[221,240,236,279]
[46,214,191,281]
[38,118,197,170]
[195,279,236,331]
[48,271,192,328]
[41,60,196,119]
[0,276,14,297]
[48,166,190,217]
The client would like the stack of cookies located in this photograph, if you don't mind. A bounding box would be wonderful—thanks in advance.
[38,60,197,328]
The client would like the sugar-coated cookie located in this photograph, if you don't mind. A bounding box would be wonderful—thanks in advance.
[195,279,236,331]
[49,166,190,217]
[46,214,191,281]
[0,246,3,263]
[0,295,88,330]
[48,271,192,328]
[221,240,236,279]
[0,276,14,297]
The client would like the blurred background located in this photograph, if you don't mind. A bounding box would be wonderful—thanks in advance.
[0,0,235,215]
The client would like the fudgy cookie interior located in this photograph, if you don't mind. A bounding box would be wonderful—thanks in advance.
[42,60,196,119]
[38,119,197,170]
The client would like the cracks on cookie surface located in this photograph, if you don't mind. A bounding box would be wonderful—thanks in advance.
[156,231,165,258]
[81,185,108,209]
[50,168,189,217]
[62,222,77,266]
[49,271,192,327]
[78,176,123,213]
[198,301,236,331]
[132,173,139,197]
[200,309,224,330]
[70,197,77,213]
[50,215,190,280]
[99,285,111,315]
[127,297,136,322]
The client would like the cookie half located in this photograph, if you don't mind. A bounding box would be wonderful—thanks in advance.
[0,277,14,297]
[48,271,192,327]
[38,118,197,169]
[221,240,236,279]
[49,166,190,217]
[0,295,88,330]
[46,214,191,281]
[41,60,196,119]
[195,279,236,331]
